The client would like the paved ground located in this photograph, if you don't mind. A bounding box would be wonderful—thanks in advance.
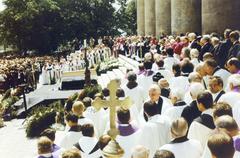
[0,119,37,158]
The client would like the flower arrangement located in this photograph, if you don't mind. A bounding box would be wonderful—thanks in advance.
[25,101,64,138]
[96,58,121,76]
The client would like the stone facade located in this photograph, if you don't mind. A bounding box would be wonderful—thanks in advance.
[155,0,171,37]
[144,0,156,36]
[137,0,145,36]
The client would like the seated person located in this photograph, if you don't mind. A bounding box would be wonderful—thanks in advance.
[153,150,175,158]
[159,118,202,158]
[59,113,82,150]
[74,124,102,158]
[188,91,215,148]
[36,136,59,158]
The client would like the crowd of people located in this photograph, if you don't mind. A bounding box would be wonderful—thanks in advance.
[32,29,240,158]
[0,43,112,95]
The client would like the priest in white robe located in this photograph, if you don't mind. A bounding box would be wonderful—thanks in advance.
[73,124,102,158]
[188,91,215,148]
[159,118,202,158]
[138,101,171,157]
[83,97,107,137]
[163,88,187,123]
[115,108,140,158]
[163,48,180,71]
[58,113,82,150]
[122,71,145,113]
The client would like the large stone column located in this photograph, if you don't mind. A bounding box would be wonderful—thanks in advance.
[171,0,201,35]
[145,0,156,36]
[137,0,145,36]
[155,0,171,37]
[202,0,240,34]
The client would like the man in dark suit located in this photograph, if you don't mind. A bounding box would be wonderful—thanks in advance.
[199,35,213,61]
[228,31,240,60]
[215,29,233,68]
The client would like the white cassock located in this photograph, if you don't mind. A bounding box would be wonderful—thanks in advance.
[84,107,107,137]
[191,58,201,69]
[122,85,145,113]
[163,101,188,123]
[41,67,50,85]
[152,62,159,72]
[58,129,82,150]
[159,139,202,158]
[137,71,155,99]
[218,91,240,107]
[233,100,240,127]
[163,57,180,71]
[213,68,231,89]
[138,114,171,157]
[75,136,102,158]
[188,109,215,148]
[116,130,141,158]
[169,76,189,92]
[184,91,193,105]
[155,69,174,81]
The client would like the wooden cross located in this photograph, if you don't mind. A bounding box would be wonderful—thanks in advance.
[92,79,132,139]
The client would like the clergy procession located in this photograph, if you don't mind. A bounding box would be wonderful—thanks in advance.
[1,0,240,158]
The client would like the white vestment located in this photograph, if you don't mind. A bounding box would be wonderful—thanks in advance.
[213,68,231,89]
[84,107,107,137]
[137,73,155,99]
[41,67,50,85]
[116,130,141,158]
[163,103,188,123]
[155,69,174,81]
[58,131,82,150]
[160,139,202,158]
[138,114,171,157]
[169,76,189,92]
[122,85,145,113]
[76,136,102,158]
[188,109,215,148]
[163,57,180,71]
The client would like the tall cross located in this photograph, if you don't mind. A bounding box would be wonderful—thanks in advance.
[92,79,132,157]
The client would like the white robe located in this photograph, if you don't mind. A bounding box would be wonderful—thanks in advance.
[122,85,145,113]
[155,69,174,81]
[163,103,188,123]
[169,76,189,92]
[163,57,180,71]
[137,72,155,99]
[77,136,102,158]
[116,130,141,158]
[138,114,171,157]
[213,68,231,89]
[58,131,82,150]
[84,107,107,137]
[41,67,50,85]
[188,109,215,148]
[160,139,202,158]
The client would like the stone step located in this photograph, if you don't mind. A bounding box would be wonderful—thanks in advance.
[112,69,125,79]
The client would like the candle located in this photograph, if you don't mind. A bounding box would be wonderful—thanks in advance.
[84,39,87,48]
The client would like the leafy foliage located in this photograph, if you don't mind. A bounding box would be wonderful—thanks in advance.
[25,100,64,138]
[0,0,118,54]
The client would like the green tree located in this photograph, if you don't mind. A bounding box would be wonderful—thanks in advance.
[115,0,137,35]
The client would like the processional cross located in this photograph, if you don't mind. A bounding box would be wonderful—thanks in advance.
[92,79,132,158]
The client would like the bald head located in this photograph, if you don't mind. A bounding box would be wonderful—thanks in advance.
[171,118,188,139]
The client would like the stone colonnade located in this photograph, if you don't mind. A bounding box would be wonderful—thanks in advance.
[137,0,240,36]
